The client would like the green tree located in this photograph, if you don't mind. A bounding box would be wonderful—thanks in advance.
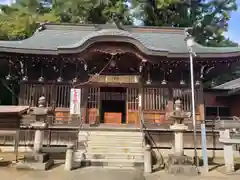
[0,9,38,40]
[132,0,238,47]
[51,0,132,24]
[0,0,58,40]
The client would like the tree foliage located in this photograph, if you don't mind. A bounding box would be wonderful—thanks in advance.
[0,0,133,39]
[132,0,238,47]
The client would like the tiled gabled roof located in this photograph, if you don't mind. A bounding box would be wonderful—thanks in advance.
[0,23,239,57]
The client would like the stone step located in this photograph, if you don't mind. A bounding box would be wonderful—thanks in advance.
[101,166,137,170]
[79,131,142,137]
[86,141,143,147]
[79,133,142,138]
[86,137,142,140]
[77,130,144,170]
[81,158,144,169]
[85,136,142,141]
[86,146,143,154]
[86,136,142,140]
[85,152,144,161]
[79,139,142,145]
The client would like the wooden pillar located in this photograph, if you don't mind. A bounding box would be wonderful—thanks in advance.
[126,88,129,124]
[18,83,24,105]
[51,82,56,109]
[167,87,174,113]
[97,87,100,124]
[11,84,16,105]
[84,86,89,124]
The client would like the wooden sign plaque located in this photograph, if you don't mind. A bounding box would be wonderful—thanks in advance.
[89,75,139,84]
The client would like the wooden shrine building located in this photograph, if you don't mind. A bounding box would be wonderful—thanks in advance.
[0,23,240,126]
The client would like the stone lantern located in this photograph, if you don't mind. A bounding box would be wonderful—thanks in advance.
[166,99,198,175]
[16,96,54,170]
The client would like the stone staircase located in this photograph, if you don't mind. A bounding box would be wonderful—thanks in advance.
[75,130,144,169]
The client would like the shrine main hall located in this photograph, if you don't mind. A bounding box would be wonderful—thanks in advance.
[0,23,240,126]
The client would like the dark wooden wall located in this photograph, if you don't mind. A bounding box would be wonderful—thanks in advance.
[18,81,203,125]
[19,82,72,108]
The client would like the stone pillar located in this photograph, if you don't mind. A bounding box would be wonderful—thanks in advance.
[65,144,74,171]
[223,143,234,173]
[33,130,44,153]
[144,144,152,173]
[221,129,235,173]
[170,124,188,156]
[174,131,184,156]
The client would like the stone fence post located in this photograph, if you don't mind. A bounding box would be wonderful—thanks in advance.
[144,144,152,173]
[64,144,74,171]
[220,129,235,173]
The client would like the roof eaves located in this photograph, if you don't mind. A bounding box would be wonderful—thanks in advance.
[167,51,240,58]
[0,47,58,55]
[227,87,240,96]
[43,23,97,31]
[214,78,240,90]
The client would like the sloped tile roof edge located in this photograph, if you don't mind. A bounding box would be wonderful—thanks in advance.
[0,23,239,58]
[214,78,240,90]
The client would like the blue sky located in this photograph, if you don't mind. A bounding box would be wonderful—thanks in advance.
[225,0,240,43]
[0,0,240,44]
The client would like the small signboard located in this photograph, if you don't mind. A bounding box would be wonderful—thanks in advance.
[89,75,139,84]
[70,88,81,115]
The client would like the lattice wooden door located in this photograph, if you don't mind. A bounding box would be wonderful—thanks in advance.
[126,87,139,125]
[87,87,100,124]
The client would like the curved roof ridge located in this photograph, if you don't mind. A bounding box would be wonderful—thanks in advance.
[59,28,169,52]
[43,22,187,33]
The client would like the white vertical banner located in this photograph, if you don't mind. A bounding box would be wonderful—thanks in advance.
[138,94,142,108]
[70,88,81,115]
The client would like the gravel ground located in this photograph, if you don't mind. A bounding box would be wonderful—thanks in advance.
[0,153,240,180]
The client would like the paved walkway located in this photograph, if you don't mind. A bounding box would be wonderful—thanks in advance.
[0,164,240,180]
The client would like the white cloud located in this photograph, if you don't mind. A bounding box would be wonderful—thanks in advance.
[0,0,15,5]
[224,31,229,39]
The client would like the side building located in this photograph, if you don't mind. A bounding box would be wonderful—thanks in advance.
[204,78,240,119]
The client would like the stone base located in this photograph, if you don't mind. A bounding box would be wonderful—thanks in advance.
[0,160,11,167]
[15,159,54,171]
[165,154,199,176]
[89,123,99,127]
[30,121,47,129]
[167,154,193,165]
[170,124,188,131]
[166,164,199,175]
[24,153,49,163]
[216,166,240,175]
